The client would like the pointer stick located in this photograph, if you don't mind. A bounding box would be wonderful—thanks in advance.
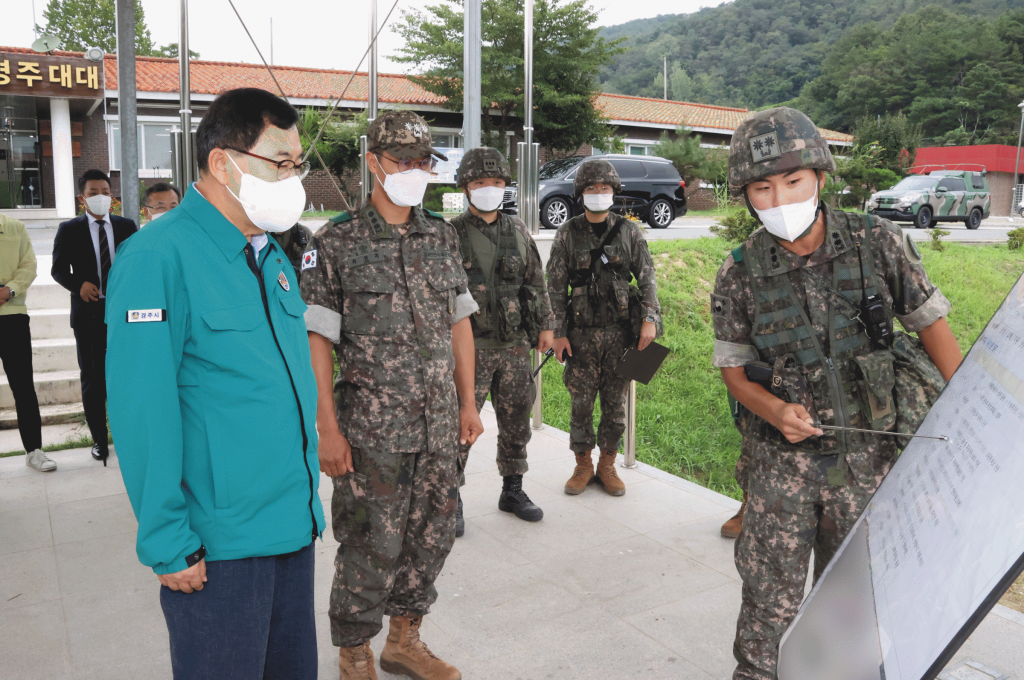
[532,348,556,379]
[817,425,948,442]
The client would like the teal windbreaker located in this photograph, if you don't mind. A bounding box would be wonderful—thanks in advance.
[105,188,324,575]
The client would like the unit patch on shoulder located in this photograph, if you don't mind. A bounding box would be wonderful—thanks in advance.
[301,250,318,271]
[711,294,732,319]
[903,232,923,265]
[749,130,782,164]
[127,309,166,323]
[278,271,290,291]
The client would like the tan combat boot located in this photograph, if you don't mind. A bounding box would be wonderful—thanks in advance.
[380,615,461,680]
[564,450,595,495]
[338,641,379,680]
[595,449,626,496]
[720,494,748,538]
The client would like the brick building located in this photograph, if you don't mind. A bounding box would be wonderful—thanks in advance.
[0,45,852,222]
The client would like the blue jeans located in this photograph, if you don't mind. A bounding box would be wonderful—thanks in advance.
[160,541,317,680]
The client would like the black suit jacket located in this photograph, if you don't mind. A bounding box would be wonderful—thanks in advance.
[51,214,138,328]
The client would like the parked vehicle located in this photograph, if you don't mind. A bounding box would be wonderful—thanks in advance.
[504,154,687,229]
[867,170,991,230]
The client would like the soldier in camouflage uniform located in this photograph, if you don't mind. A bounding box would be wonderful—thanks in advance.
[301,110,483,680]
[271,222,313,276]
[450,147,555,535]
[712,107,963,680]
[546,159,662,497]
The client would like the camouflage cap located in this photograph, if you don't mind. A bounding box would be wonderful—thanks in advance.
[367,110,448,161]
[728,107,835,196]
[456,147,512,187]
[573,159,622,197]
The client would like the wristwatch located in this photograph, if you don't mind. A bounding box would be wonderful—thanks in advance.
[644,315,656,323]
[184,544,206,568]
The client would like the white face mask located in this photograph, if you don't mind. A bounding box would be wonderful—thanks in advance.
[583,193,614,213]
[227,155,306,233]
[146,211,165,222]
[375,164,429,208]
[752,189,821,242]
[469,186,505,213]
[85,194,111,216]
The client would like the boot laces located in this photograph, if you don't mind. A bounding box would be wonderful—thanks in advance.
[343,644,371,671]
[405,617,438,660]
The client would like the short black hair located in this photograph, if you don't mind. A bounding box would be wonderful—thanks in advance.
[78,169,111,193]
[143,182,181,204]
[196,88,299,172]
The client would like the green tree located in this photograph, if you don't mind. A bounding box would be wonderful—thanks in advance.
[652,127,722,190]
[39,0,156,56]
[299,108,371,179]
[394,0,626,152]
[850,113,922,174]
[833,142,901,209]
[669,62,693,101]
[153,43,201,60]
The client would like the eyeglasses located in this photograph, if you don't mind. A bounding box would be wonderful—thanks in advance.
[227,148,311,181]
[374,153,438,174]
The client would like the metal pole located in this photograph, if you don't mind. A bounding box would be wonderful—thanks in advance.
[1012,101,1024,216]
[179,0,193,188]
[463,0,481,149]
[360,135,369,204]
[663,56,667,100]
[116,0,140,226]
[623,381,638,468]
[368,0,378,122]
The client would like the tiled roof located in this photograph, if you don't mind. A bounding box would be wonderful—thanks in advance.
[597,93,852,144]
[0,46,852,142]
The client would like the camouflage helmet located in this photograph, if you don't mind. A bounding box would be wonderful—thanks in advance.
[456,147,512,188]
[573,159,621,197]
[728,107,835,196]
[367,110,448,161]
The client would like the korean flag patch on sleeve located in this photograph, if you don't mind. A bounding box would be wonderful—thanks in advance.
[301,250,318,272]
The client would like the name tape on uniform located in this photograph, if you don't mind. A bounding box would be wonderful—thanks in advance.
[127,309,166,323]
[301,250,318,271]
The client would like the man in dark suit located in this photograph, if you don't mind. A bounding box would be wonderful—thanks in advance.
[51,169,137,464]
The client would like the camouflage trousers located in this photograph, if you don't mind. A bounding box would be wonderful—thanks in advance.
[734,437,753,495]
[563,325,632,453]
[732,437,896,680]
[329,444,458,647]
[458,344,534,486]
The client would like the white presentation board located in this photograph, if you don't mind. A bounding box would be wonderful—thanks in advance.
[778,273,1024,680]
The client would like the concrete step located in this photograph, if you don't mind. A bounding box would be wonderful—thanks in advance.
[0,369,80,409]
[27,308,73,340]
[0,338,79,377]
[25,283,69,311]
[0,401,84,430]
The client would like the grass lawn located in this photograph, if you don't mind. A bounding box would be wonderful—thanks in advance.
[540,238,1024,501]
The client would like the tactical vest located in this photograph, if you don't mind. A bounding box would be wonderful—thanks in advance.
[453,213,529,343]
[566,214,634,329]
[740,211,897,455]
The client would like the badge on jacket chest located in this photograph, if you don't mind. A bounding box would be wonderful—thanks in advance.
[278,271,290,291]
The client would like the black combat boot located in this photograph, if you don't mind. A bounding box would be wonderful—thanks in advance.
[455,491,465,538]
[498,475,544,522]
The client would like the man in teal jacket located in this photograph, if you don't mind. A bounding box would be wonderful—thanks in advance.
[105,88,325,680]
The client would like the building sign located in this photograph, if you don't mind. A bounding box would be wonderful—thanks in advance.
[0,52,104,99]
[429,147,465,184]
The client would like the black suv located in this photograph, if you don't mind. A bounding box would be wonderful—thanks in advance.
[505,154,687,229]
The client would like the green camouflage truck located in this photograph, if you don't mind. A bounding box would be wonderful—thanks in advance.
[867,170,991,230]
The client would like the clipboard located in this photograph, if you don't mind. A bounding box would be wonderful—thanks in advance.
[615,341,670,385]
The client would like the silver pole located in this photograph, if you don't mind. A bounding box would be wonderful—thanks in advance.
[463,0,481,149]
[663,56,667,100]
[360,135,369,204]
[623,381,637,468]
[368,0,378,122]
[116,0,140,226]
[170,126,182,188]
[179,0,193,188]
[1013,101,1024,216]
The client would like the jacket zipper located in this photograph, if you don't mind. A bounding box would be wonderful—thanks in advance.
[243,244,319,543]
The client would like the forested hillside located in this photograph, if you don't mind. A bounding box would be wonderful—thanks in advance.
[600,0,1024,141]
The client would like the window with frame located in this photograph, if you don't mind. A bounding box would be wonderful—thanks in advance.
[109,122,187,178]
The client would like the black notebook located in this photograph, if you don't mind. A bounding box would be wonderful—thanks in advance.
[615,341,670,385]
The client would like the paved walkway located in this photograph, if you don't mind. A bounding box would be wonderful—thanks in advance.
[1,406,1021,679]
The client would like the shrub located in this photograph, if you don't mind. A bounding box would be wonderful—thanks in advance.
[710,208,760,243]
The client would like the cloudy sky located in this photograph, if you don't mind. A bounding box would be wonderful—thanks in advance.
[2,0,728,75]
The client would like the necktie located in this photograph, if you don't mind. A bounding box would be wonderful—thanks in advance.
[98,220,111,296]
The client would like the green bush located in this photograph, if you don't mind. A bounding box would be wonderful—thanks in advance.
[709,208,760,243]
[1008,227,1024,251]
[423,185,463,213]
[930,228,950,252]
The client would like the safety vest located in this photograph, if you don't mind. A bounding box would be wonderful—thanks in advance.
[565,213,634,329]
[739,211,897,454]
[452,213,530,344]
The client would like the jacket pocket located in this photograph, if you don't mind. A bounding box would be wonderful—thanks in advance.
[331,472,372,547]
[202,303,263,332]
[611,279,630,320]
[340,271,394,336]
[571,285,594,327]
[852,350,897,431]
[429,263,462,320]
[278,293,308,318]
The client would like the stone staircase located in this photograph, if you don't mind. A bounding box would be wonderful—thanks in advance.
[0,254,85,429]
